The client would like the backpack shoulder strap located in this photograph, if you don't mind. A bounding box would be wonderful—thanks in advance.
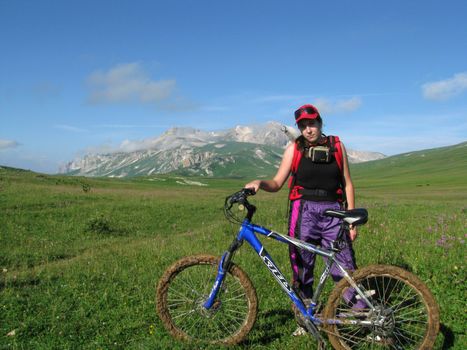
[329,135,348,207]
[329,135,343,173]
[286,142,304,213]
[291,142,302,174]
[288,142,302,189]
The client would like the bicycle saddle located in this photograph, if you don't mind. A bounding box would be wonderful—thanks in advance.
[323,208,368,226]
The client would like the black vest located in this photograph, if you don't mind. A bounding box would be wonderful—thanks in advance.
[295,154,340,201]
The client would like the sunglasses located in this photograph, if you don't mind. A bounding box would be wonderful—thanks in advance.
[294,107,319,120]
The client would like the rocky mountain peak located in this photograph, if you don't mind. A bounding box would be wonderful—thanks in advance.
[61,122,386,177]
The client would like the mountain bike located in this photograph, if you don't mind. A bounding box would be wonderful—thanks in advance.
[156,189,439,349]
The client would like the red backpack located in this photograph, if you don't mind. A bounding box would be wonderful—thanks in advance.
[288,135,346,204]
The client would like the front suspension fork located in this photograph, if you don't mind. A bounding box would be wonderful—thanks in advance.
[203,238,243,309]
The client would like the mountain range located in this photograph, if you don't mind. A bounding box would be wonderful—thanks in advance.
[60,122,386,178]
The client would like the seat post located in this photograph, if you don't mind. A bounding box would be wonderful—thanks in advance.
[330,221,348,251]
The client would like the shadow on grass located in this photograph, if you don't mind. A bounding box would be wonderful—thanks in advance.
[0,276,40,291]
[84,215,129,236]
[440,323,455,349]
[376,255,413,272]
[244,308,293,345]
[246,314,456,349]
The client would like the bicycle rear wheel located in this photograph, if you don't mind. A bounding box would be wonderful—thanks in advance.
[324,265,439,349]
[156,254,258,345]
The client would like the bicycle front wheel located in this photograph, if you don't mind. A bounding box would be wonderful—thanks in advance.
[324,265,439,349]
[156,255,258,345]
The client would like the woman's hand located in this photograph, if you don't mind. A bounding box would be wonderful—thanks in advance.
[244,180,261,193]
[349,226,358,241]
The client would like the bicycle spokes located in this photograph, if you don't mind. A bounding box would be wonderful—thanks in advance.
[157,256,258,344]
[324,266,438,349]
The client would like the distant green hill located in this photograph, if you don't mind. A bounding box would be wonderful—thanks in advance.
[0,165,33,174]
[2,142,466,195]
[351,141,467,196]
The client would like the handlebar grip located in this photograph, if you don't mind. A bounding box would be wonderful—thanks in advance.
[242,188,256,196]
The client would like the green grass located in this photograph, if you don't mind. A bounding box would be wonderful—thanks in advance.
[0,145,466,349]
[351,142,467,193]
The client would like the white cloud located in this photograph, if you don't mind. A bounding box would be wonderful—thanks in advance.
[119,138,159,153]
[313,97,362,114]
[83,137,160,155]
[87,62,176,104]
[54,125,88,132]
[422,72,467,101]
[0,139,20,150]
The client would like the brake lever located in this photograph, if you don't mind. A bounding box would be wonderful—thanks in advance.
[229,190,246,204]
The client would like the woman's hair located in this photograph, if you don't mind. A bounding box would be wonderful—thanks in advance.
[295,135,307,151]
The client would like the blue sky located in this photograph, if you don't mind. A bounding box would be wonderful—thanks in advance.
[1,0,466,173]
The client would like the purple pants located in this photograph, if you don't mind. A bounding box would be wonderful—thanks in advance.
[288,199,357,299]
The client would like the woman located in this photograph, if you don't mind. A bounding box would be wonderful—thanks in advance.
[245,104,358,326]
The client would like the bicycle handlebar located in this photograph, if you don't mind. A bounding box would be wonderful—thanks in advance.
[224,188,352,252]
[227,188,256,204]
[224,188,257,223]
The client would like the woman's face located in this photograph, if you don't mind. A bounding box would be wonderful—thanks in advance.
[298,119,322,143]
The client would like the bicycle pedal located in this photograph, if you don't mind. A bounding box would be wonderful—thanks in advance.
[367,334,394,345]
[355,289,376,299]
[292,326,307,336]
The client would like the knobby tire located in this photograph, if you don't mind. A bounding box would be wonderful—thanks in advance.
[156,255,258,345]
[323,265,439,350]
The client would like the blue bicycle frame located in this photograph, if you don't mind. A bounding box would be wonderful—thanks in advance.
[203,217,376,339]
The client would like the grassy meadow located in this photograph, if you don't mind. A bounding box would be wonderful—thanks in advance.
[0,146,466,349]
